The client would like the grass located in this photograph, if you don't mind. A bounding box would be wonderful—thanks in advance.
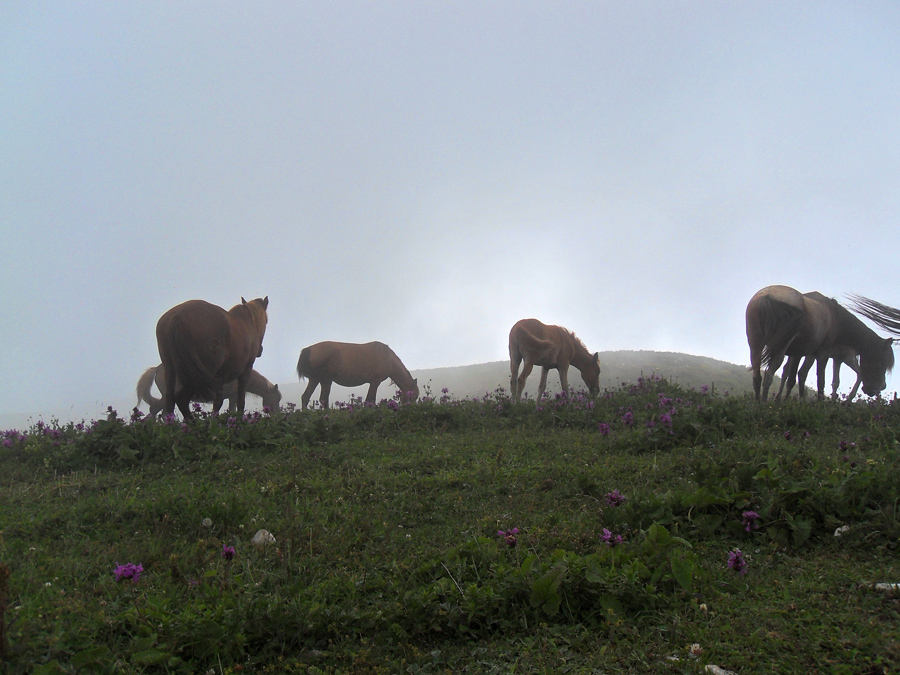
[1,378,899,674]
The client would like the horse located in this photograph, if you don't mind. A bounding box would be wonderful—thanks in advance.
[296,341,419,410]
[508,318,601,404]
[156,296,269,419]
[774,344,862,401]
[136,364,281,416]
[746,285,893,402]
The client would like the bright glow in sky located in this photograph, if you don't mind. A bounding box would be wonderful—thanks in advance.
[2,2,900,421]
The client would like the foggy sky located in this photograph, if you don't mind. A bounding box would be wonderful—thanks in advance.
[3,2,900,421]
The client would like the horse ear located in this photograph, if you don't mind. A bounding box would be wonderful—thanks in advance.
[273,384,279,391]
[263,296,269,309]
[241,297,247,305]
[594,352,600,362]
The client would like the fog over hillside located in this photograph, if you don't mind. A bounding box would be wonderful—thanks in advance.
[0,351,778,429]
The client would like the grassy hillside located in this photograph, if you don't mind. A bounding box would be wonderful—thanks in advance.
[1,378,898,674]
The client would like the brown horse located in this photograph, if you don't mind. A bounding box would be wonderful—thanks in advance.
[775,345,862,401]
[746,285,893,402]
[136,364,281,415]
[296,341,419,410]
[508,318,601,404]
[156,297,269,419]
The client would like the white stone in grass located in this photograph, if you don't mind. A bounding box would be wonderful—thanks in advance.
[705,667,738,675]
[873,583,900,593]
[251,529,276,547]
[834,525,850,537]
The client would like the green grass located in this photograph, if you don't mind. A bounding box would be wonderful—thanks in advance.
[1,379,899,674]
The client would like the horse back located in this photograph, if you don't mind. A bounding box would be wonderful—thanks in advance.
[298,341,393,387]
[509,319,571,366]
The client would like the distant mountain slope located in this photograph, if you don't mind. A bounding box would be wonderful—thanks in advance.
[0,351,757,429]
[277,350,755,406]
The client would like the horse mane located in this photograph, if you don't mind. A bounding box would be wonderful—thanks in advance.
[564,328,591,356]
[848,294,900,336]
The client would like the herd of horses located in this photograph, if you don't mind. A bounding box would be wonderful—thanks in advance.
[141,285,900,418]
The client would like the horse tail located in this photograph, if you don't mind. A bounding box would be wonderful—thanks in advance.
[757,296,804,368]
[166,315,219,400]
[296,347,312,381]
[136,367,161,411]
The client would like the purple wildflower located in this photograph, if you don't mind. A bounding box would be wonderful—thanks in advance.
[727,549,748,576]
[222,544,236,561]
[598,422,611,435]
[114,562,144,583]
[621,411,634,427]
[130,408,144,423]
[605,490,626,508]
[497,527,519,547]
[741,511,760,533]
[600,528,623,546]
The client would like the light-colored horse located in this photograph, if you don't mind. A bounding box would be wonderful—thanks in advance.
[774,345,861,401]
[746,285,892,402]
[136,364,281,415]
[296,341,418,410]
[156,297,269,419]
[508,318,600,404]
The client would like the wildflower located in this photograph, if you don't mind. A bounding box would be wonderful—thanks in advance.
[741,510,760,533]
[700,385,710,394]
[605,490,626,507]
[726,549,748,576]
[497,527,519,547]
[621,411,634,427]
[201,518,213,528]
[784,430,792,441]
[114,562,144,583]
[600,528,623,546]
[192,402,202,415]
[222,544,236,561]
[130,408,143,423]
[598,422,611,435]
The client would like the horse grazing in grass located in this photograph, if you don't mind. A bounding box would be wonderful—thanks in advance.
[774,344,861,401]
[136,364,281,416]
[746,285,892,402]
[296,341,419,410]
[156,297,269,419]
[509,318,600,404]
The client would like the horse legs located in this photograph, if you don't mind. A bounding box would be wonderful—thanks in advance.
[174,388,194,420]
[558,365,570,396]
[319,380,333,409]
[794,356,815,398]
[510,355,522,402]
[761,353,785,402]
[814,357,828,399]
[515,360,535,403]
[749,347,763,401]
[536,366,550,403]
[775,357,800,401]
[365,381,381,404]
[301,378,320,410]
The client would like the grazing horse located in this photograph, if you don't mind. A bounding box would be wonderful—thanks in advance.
[296,341,419,410]
[156,297,269,419]
[775,345,862,401]
[136,364,281,416]
[509,318,601,404]
[746,285,893,402]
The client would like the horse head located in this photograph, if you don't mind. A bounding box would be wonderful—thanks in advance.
[400,378,419,404]
[580,352,601,396]
[859,337,894,396]
[263,383,282,411]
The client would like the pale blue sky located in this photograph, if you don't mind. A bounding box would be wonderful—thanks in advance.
[2,2,900,420]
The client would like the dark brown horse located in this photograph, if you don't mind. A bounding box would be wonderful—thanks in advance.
[136,364,281,415]
[775,344,861,401]
[746,285,893,402]
[509,318,600,404]
[156,297,269,419]
[296,341,419,410]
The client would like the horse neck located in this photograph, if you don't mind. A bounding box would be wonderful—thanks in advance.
[568,336,593,369]
[388,353,415,390]
[835,307,879,353]
[247,370,274,395]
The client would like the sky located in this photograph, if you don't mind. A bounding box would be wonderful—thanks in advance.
[2,2,900,422]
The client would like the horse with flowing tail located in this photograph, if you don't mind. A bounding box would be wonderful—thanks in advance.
[296,341,419,410]
[136,364,281,416]
[746,285,893,402]
[156,296,269,419]
[509,318,601,404]
[774,344,862,401]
